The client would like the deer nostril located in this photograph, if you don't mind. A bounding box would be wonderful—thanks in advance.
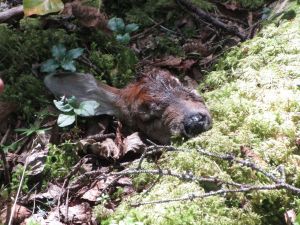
[184,114,211,136]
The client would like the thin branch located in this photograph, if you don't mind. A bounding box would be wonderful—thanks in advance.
[176,0,247,40]
[131,183,289,207]
[8,156,28,225]
[0,127,11,184]
[0,5,23,23]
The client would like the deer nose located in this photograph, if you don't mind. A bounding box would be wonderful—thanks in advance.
[184,114,211,136]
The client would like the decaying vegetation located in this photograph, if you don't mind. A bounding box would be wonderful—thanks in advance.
[0,0,300,224]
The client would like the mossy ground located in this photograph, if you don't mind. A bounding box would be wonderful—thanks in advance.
[100,3,300,225]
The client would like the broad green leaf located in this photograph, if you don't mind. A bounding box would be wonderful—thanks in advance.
[66,48,84,59]
[57,114,76,127]
[74,100,99,116]
[53,99,73,112]
[61,60,76,72]
[125,23,139,33]
[41,59,60,73]
[107,17,125,32]
[51,44,66,60]
[23,0,64,17]
[116,33,130,44]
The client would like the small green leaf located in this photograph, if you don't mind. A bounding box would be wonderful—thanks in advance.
[107,17,125,32]
[61,60,76,72]
[57,114,76,127]
[51,44,66,60]
[116,33,130,44]
[53,99,73,112]
[41,59,60,73]
[74,100,99,116]
[66,48,84,59]
[125,23,139,33]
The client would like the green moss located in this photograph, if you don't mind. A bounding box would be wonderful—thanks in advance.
[102,2,300,225]
[44,142,79,180]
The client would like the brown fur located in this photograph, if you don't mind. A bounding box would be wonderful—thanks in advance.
[44,69,212,144]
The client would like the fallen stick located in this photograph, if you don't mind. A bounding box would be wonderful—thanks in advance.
[0,5,24,23]
[176,0,247,41]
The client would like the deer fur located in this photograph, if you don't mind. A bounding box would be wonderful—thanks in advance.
[44,69,212,144]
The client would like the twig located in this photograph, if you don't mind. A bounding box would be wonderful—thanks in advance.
[85,133,115,142]
[131,183,290,206]
[176,0,247,40]
[0,5,23,23]
[8,156,28,225]
[0,127,11,184]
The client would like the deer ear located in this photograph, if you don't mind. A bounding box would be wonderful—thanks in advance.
[44,72,119,116]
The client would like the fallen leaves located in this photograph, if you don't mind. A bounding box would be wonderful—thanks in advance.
[63,1,110,32]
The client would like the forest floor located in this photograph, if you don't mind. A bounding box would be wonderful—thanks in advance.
[0,0,300,225]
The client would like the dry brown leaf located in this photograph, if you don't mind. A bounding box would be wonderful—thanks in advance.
[284,209,296,225]
[117,177,132,186]
[153,56,196,71]
[63,1,110,32]
[154,56,183,67]
[240,146,267,166]
[123,132,145,155]
[26,146,48,176]
[1,204,31,225]
[29,183,63,202]
[46,202,95,224]
[80,178,113,202]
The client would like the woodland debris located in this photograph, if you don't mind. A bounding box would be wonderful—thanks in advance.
[0,5,23,23]
[284,209,296,225]
[176,0,247,40]
[123,132,145,155]
[29,183,63,202]
[63,1,111,33]
[0,204,31,225]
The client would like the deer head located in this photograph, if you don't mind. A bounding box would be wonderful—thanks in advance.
[44,69,212,144]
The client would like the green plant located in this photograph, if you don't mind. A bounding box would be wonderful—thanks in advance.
[44,142,79,180]
[107,17,139,44]
[53,96,99,127]
[41,44,84,73]
[15,123,51,136]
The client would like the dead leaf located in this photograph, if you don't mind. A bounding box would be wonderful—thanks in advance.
[47,202,94,224]
[80,178,113,202]
[29,183,63,202]
[117,177,132,186]
[1,204,31,224]
[97,138,121,159]
[63,1,110,32]
[240,146,267,167]
[26,146,48,176]
[284,209,296,225]
[123,132,145,155]
[154,56,182,67]
[153,56,196,71]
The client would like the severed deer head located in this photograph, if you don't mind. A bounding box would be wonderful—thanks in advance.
[44,68,212,144]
